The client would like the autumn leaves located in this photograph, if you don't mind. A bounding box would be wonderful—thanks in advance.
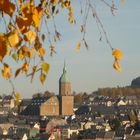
[75,43,123,72]
[0,0,15,17]
[0,0,76,84]
[0,0,123,87]
[112,49,123,72]
[0,0,50,84]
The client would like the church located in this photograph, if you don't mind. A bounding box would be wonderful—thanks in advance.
[20,62,74,116]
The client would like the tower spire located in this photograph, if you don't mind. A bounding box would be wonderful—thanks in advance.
[59,60,71,95]
[63,60,66,73]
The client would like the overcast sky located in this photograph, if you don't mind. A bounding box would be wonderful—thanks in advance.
[0,0,140,98]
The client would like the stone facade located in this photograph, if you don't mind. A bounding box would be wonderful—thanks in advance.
[59,83,71,96]
[40,96,59,116]
[60,96,74,116]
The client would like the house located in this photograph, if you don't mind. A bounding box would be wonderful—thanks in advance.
[120,115,130,125]
[0,96,2,104]
[95,131,105,140]
[125,95,139,105]
[80,121,94,130]
[125,135,140,140]
[2,95,15,109]
[0,107,9,115]
[116,99,127,106]
[114,128,125,140]
[29,126,39,138]
[104,131,115,140]
[22,133,28,140]
[78,129,96,139]
[68,124,79,139]
[19,99,31,113]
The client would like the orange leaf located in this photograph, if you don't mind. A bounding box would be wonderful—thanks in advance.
[16,17,31,33]
[0,33,9,61]
[31,66,37,82]
[15,68,21,78]
[1,63,11,79]
[41,34,45,42]
[0,0,15,17]
[21,45,29,52]
[112,49,123,60]
[28,48,34,58]
[22,63,29,74]
[0,45,7,61]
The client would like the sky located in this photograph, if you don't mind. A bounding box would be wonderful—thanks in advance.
[0,0,140,98]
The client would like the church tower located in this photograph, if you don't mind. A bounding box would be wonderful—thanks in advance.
[59,61,73,116]
[59,61,71,96]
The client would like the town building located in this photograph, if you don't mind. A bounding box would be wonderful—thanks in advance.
[20,62,74,116]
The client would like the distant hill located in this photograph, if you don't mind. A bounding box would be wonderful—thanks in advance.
[131,77,140,87]
[90,76,140,97]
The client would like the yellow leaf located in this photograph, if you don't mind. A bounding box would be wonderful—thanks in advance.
[7,30,21,49]
[17,49,24,60]
[24,30,36,44]
[15,92,20,106]
[40,73,46,84]
[113,61,122,72]
[32,7,43,28]
[15,92,20,98]
[19,45,31,58]
[12,53,18,61]
[41,62,50,74]
[75,42,81,52]
[68,17,73,24]
[112,49,123,60]
[38,47,46,58]
[8,22,15,31]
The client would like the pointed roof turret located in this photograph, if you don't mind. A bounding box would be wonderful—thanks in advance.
[63,60,66,73]
[60,61,70,83]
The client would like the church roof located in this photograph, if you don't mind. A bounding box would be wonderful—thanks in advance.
[60,61,70,83]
